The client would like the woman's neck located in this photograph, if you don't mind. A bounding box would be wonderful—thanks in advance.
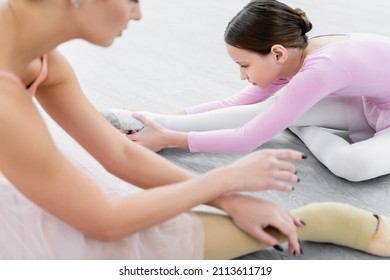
[0,0,73,75]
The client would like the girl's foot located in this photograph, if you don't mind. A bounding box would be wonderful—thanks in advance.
[100,109,144,131]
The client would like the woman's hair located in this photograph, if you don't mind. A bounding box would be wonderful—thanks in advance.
[225,0,312,55]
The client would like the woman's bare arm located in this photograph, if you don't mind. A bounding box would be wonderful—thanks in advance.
[36,50,194,188]
[0,77,239,240]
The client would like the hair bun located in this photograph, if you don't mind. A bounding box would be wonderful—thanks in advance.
[294,8,312,34]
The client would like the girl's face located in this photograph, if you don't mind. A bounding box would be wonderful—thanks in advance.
[81,0,142,46]
[226,44,281,89]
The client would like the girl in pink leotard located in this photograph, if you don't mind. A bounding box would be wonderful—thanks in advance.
[104,0,390,182]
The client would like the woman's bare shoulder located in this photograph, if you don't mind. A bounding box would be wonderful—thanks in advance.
[41,49,77,88]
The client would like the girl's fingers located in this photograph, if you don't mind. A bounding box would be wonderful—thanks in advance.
[131,113,148,124]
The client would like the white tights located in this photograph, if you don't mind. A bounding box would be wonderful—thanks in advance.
[138,95,390,182]
[140,95,350,132]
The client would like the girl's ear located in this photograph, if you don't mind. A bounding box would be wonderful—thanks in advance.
[270,44,288,64]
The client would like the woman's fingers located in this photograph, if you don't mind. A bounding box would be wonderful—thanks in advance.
[271,217,300,255]
[275,159,296,172]
[251,227,280,247]
[252,219,300,255]
[270,149,305,161]
[264,180,295,192]
[273,169,299,183]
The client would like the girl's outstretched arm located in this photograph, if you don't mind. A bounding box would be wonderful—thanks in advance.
[126,98,278,152]
[185,80,287,114]
[103,83,284,152]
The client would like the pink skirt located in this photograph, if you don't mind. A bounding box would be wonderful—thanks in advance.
[346,96,390,142]
[363,97,390,132]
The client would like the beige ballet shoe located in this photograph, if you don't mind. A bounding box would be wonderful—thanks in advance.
[368,214,390,257]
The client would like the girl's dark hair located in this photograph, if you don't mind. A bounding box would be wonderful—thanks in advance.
[225,0,312,55]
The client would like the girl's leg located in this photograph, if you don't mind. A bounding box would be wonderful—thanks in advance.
[198,202,389,260]
[290,126,390,181]
[101,97,278,132]
[291,95,349,129]
[288,95,385,181]
[101,95,350,132]
[141,102,269,132]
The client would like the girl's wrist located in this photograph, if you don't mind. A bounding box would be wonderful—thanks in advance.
[163,130,189,149]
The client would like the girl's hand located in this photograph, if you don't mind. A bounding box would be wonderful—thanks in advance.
[222,194,303,254]
[225,149,303,193]
[126,113,169,152]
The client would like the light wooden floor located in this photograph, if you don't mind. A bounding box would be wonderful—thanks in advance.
[59,0,390,259]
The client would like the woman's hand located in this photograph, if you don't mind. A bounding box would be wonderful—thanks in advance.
[223,149,303,193]
[220,194,303,254]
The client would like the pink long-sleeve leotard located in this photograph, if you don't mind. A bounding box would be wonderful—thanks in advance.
[185,33,390,153]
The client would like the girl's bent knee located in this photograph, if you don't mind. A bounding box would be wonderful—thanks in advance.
[325,150,373,182]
